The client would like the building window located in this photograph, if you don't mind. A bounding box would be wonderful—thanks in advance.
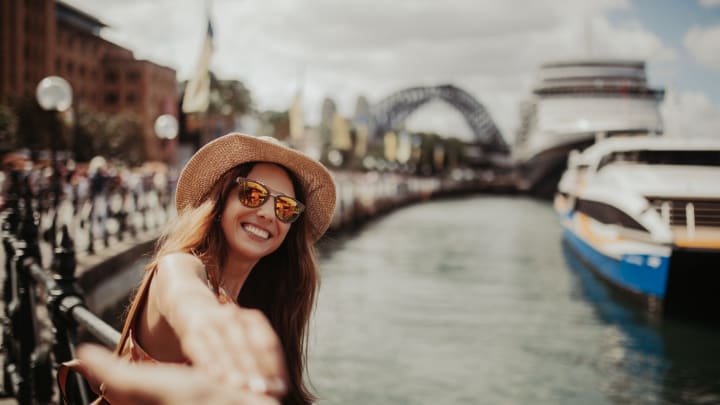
[105,71,119,83]
[105,92,119,105]
[126,93,137,104]
[127,71,140,83]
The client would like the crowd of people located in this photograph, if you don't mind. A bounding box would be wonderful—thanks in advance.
[0,151,176,251]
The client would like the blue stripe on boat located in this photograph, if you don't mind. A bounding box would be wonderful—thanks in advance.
[563,228,670,298]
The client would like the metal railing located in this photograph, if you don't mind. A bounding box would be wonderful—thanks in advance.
[0,165,172,404]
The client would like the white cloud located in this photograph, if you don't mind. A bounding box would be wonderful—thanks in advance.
[661,90,720,138]
[684,25,720,72]
[699,0,720,7]
[583,18,676,61]
[63,0,687,144]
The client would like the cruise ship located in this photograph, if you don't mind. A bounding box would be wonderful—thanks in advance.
[555,136,720,318]
[513,60,665,197]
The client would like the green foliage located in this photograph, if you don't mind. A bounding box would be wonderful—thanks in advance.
[74,109,147,165]
[207,73,254,116]
[0,104,18,151]
[13,96,65,151]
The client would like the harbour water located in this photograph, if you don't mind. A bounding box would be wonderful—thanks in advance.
[309,196,720,404]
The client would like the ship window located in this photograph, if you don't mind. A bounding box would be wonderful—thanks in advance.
[638,150,720,166]
[576,199,647,231]
[599,150,720,170]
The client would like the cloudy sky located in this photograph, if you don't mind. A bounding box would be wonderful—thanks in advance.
[64,0,720,143]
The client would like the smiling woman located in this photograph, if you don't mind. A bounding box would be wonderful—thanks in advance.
[59,133,336,405]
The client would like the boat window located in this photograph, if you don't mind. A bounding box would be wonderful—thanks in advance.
[598,150,720,170]
[576,199,648,231]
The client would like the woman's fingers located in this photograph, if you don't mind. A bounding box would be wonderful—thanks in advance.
[179,305,288,397]
[76,344,281,405]
[238,309,288,396]
[77,344,178,405]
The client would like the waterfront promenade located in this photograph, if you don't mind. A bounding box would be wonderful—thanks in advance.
[0,167,498,403]
[4,174,720,404]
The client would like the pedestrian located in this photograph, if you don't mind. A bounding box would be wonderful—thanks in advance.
[61,133,336,404]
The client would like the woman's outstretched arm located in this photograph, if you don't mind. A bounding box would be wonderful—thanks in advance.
[77,344,281,405]
[137,252,287,397]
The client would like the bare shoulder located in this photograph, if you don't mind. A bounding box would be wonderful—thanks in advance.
[157,252,206,277]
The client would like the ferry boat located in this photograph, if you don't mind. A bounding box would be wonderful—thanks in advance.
[513,60,665,198]
[555,136,720,318]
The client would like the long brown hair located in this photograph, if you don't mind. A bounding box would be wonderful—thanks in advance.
[120,162,318,404]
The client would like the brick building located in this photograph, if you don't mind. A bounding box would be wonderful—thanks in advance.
[0,0,177,160]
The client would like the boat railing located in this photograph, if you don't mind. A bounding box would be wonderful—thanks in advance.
[649,198,720,230]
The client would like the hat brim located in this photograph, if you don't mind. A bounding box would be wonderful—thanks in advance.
[175,133,336,242]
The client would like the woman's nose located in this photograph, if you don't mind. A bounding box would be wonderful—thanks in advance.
[256,198,275,221]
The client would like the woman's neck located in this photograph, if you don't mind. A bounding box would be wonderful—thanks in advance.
[219,254,258,299]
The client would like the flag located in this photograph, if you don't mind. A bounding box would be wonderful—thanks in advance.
[182,19,214,113]
[331,113,352,151]
[289,92,304,141]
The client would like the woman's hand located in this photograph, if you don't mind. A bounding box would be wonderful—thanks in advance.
[77,344,281,405]
[176,304,288,397]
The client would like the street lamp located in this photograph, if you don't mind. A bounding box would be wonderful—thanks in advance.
[154,114,178,163]
[36,76,73,112]
[36,76,73,249]
[153,114,178,212]
[154,114,178,141]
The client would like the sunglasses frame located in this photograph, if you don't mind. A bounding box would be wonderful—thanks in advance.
[234,177,305,223]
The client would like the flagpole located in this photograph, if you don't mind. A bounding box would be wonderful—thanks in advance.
[181,1,214,146]
[204,0,213,144]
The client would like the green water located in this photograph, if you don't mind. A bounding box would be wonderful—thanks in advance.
[309,196,720,405]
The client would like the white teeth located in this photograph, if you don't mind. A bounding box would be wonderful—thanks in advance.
[242,223,270,239]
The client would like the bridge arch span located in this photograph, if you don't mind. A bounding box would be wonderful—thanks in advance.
[370,85,508,154]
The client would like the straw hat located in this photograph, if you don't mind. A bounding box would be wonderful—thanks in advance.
[175,133,336,242]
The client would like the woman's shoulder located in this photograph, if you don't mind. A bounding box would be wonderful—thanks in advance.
[156,252,205,272]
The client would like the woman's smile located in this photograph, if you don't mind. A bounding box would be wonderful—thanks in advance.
[241,222,271,240]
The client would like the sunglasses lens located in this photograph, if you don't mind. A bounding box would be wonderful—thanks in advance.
[238,180,268,208]
[275,196,303,223]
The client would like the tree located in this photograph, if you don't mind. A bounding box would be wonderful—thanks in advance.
[0,104,18,152]
[208,73,254,116]
[74,109,146,165]
[102,113,146,165]
[13,96,66,153]
[74,108,105,162]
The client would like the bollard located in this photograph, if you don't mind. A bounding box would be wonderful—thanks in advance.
[46,224,90,404]
[86,198,95,255]
[0,174,49,404]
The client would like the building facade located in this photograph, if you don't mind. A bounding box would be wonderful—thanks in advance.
[0,0,177,160]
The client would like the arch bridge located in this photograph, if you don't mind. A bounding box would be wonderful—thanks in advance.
[370,84,509,156]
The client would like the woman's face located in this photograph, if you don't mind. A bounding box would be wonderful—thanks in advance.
[220,163,296,262]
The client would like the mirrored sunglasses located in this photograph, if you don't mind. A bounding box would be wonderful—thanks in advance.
[235,177,305,223]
